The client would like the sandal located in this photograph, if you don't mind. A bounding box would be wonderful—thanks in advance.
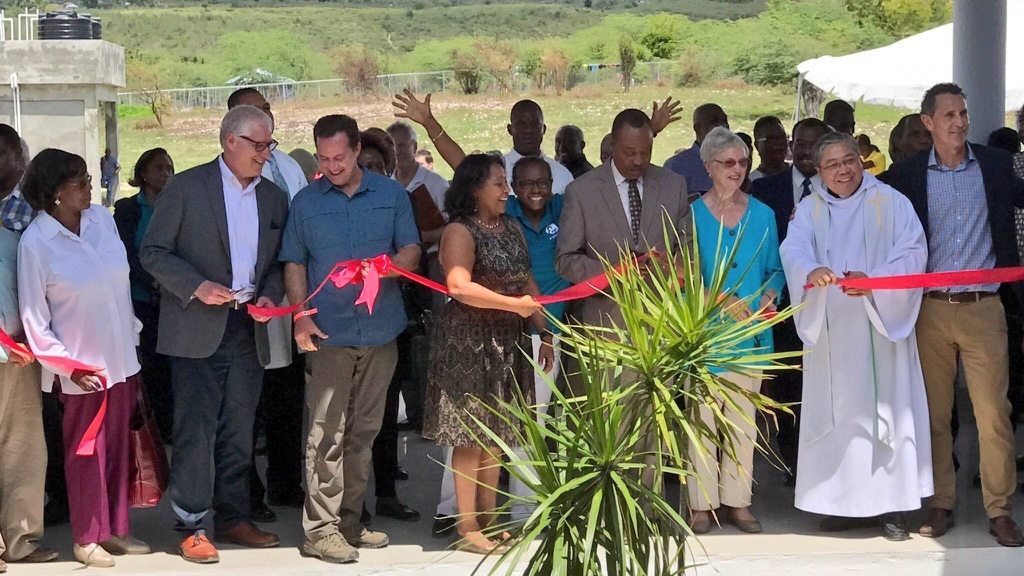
[456,531,509,555]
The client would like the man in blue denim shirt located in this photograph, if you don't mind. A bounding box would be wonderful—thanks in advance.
[279,115,420,564]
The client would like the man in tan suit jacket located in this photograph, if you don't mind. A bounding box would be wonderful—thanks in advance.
[556,108,692,329]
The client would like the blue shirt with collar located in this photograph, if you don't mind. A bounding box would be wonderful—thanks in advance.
[925,144,998,293]
[504,193,569,331]
[664,142,712,195]
[279,167,421,347]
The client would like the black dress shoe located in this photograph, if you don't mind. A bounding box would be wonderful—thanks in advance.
[251,500,277,523]
[819,515,878,532]
[880,512,909,541]
[361,505,371,526]
[376,497,420,522]
[394,467,410,482]
[432,515,457,538]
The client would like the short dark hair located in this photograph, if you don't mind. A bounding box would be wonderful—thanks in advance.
[610,108,653,138]
[510,99,543,123]
[445,153,505,220]
[823,100,853,118]
[987,127,1021,154]
[511,156,552,183]
[921,83,965,116]
[21,148,87,212]
[752,115,784,138]
[0,124,21,159]
[128,147,173,188]
[791,117,830,140]
[313,115,360,150]
[227,87,262,109]
[415,149,433,163]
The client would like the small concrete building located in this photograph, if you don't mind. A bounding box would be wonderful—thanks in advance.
[0,39,124,202]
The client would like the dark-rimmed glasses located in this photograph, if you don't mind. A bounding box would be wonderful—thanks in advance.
[239,135,279,152]
[512,179,553,191]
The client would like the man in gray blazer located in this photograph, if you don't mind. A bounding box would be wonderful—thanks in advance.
[141,105,289,563]
[556,108,691,330]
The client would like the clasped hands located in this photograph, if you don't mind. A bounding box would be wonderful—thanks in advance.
[806,267,871,297]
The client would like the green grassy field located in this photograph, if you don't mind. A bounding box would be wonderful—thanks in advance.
[114,83,913,197]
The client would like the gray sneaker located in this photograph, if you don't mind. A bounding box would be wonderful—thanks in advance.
[302,533,359,564]
[345,528,389,549]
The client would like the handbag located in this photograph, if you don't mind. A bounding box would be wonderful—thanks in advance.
[128,381,169,508]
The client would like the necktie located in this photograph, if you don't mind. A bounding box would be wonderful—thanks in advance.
[800,177,813,200]
[627,179,642,246]
[267,154,288,193]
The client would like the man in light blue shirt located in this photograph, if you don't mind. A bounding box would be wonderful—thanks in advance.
[664,103,728,195]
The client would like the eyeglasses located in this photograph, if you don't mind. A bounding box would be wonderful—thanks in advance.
[820,157,862,172]
[239,135,279,152]
[713,158,749,169]
[512,179,553,191]
[66,174,92,189]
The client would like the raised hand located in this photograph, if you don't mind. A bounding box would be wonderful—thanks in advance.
[393,89,434,126]
[651,96,683,136]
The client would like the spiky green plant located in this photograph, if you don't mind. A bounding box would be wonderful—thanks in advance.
[457,220,799,576]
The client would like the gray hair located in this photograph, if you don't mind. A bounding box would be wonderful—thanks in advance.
[812,132,860,167]
[700,126,748,164]
[220,105,273,148]
[386,121,418,145]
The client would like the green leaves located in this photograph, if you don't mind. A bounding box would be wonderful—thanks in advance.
[458,218,797,575]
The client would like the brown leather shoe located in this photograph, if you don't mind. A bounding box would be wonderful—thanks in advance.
[989,515,1024,547]
[214,522,280,548]
[918,508,953,538]
[179,533,219,564]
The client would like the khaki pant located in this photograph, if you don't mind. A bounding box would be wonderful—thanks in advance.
[688,371,760,511]
[917,296,1015,517]
[302,342,397,541]
[0,362,45,561]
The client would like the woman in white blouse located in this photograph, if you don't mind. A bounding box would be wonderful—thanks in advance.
[17,149,149,568]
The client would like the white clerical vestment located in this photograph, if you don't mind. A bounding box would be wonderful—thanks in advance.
[779,173,934,517]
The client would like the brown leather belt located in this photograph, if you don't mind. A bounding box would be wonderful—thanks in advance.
[926,291,997,304]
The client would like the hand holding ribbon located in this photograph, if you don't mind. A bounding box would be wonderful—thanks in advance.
[0,327,107,456]
[802,266,1024,291]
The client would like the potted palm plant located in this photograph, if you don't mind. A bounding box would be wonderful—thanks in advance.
[456,225,798,576]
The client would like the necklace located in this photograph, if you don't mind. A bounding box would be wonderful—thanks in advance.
[474,216,501,230]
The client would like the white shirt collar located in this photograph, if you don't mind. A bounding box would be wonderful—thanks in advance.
[610,160,643,188]
[35,205,99,240]
[219,155,260,193]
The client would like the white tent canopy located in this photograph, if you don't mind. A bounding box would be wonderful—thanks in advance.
[796,0,1024,112]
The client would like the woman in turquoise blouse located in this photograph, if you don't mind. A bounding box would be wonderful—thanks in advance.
[689,127,785,535]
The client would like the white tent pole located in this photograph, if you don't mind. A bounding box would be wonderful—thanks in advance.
[794,73,805,122]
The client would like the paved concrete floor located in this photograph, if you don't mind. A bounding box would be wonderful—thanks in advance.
[10,382,1024,575]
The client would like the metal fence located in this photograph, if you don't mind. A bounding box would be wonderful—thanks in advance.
[119,71,449,111]
[118,63,676,111]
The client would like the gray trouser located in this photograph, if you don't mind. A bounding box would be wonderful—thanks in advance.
[303,342,397,541]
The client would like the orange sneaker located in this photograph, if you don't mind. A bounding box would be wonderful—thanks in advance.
[179,532,219,564]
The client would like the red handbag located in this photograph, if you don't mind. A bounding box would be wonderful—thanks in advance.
[128,382,169,508]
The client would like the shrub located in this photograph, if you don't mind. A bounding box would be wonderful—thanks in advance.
[731,41,798,87]
[449,48,485,94]
[334,46,381,95]
[674,45,727,87]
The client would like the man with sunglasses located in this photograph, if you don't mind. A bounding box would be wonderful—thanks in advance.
[141,105,290,563]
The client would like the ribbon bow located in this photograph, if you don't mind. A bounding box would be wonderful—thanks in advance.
[328,255,392,314]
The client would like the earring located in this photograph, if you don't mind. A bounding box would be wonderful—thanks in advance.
[54,198,61,206]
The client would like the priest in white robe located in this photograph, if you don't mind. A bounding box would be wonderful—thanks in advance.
[779,132,933,542]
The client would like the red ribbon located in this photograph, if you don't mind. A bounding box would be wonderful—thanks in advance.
[802,266,1024,291]
[249,253,654,320]
[0,328,107,456]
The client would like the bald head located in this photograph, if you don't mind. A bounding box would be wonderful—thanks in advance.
[692,103,729,145]
[555,124,585,163]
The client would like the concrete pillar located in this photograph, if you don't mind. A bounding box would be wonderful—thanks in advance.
[952,0,1006,141]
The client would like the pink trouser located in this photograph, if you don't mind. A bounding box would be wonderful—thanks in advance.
[59,376,137,545]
